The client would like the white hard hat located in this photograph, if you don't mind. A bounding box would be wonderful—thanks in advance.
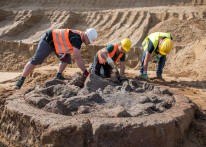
[85,28,98,44]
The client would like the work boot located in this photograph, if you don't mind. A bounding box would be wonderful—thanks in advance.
[15,77,25,89]
[150,76,165,82]
[156,76,165,82]
[55,73,65,80]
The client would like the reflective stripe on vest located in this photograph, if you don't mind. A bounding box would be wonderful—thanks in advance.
[142,32,172,52]
[52,29,84,54]
[98,44,124,64]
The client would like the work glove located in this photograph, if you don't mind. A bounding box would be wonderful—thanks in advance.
[83,70,90,77]
[106,57,120,77]
[140,73,148,80]
[153,54,161,63]
[106,57,116,68]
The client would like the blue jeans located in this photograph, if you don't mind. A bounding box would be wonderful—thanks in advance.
[140,51,166,77]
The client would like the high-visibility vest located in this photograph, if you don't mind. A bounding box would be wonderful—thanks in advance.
[142,32,172,52]
[52,29,83,54]
[98,44,124,64]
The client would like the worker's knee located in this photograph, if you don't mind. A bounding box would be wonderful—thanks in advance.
[29,59,43,65]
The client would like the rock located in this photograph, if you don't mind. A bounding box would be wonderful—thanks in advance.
[64,92,104,112]
[39,86,54,97]
[121,81,133,92]
[44,100,67,115]
[150,96,162,103]
[77,87,90,95]
[84,74,117,92]
[136,96,151,104]
[103,85,115,94]
[135,88,145,93]
[159,87,172,95]
[52,85,80,98]
[25,94,50,109]
[129,79,141,89]
[153,87,161,94]
[69,72,86,88]
[44,79,64,87]
[115,86,122,90]
[77,106,90,114]
[128,105,145,117]
[104,106,131,117]
[143,82,154,91]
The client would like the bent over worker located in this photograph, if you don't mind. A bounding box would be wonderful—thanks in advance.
[140,32,174,80]
[15,28,98,89]
[91,38,132,79]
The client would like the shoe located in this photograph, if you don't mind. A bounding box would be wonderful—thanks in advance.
[55,73,65,80]
[15,78,25,89]
[157,76,165,81]
[150,76,165,82]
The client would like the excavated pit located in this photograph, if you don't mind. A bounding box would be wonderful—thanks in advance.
[0,73,194,147]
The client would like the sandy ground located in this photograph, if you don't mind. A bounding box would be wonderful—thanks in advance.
[0,72,21,82]
[0,0,206,146]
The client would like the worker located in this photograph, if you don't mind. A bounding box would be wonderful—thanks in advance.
[91,38,132,80]
[140,32,174,80]
[15,28,98,89]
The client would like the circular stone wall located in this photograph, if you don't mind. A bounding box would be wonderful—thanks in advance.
[0,74,194,147]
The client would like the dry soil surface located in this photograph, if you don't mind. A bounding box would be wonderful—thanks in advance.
[0,0,206,146]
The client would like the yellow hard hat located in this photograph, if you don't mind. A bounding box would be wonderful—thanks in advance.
[121,38,132,52]
[159,38,174,55]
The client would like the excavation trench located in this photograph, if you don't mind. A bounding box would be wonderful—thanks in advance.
[0,73,194,147]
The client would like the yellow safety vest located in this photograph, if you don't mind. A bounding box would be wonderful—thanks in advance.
[142,32,172,52]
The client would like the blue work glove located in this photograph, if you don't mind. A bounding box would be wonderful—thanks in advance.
[140,73,148,80]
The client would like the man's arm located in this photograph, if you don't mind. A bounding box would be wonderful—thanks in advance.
[73,47,86,72]
[120,61,125,76]
[143,52,152,73]
[100,48,109,60]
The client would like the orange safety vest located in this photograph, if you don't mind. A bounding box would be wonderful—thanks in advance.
[52,29,83,54]
[98,44,124,64]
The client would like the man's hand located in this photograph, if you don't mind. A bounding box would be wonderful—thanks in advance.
[153,54,161,63]
[120,75,127,81]
[112,67,120,77]
[106,57,116,68]
[83,70,90,77]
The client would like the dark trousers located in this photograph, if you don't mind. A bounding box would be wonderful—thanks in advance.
[92,56,112,78]
[140,51,166,77]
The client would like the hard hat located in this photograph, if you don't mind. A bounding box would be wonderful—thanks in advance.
[121,38,132,52]
[85,28,98,44]
[159,38,174,55]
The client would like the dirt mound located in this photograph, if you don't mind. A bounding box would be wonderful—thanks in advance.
[1,0,205,11]
[0,6,206,80]
[0,73,194,146]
